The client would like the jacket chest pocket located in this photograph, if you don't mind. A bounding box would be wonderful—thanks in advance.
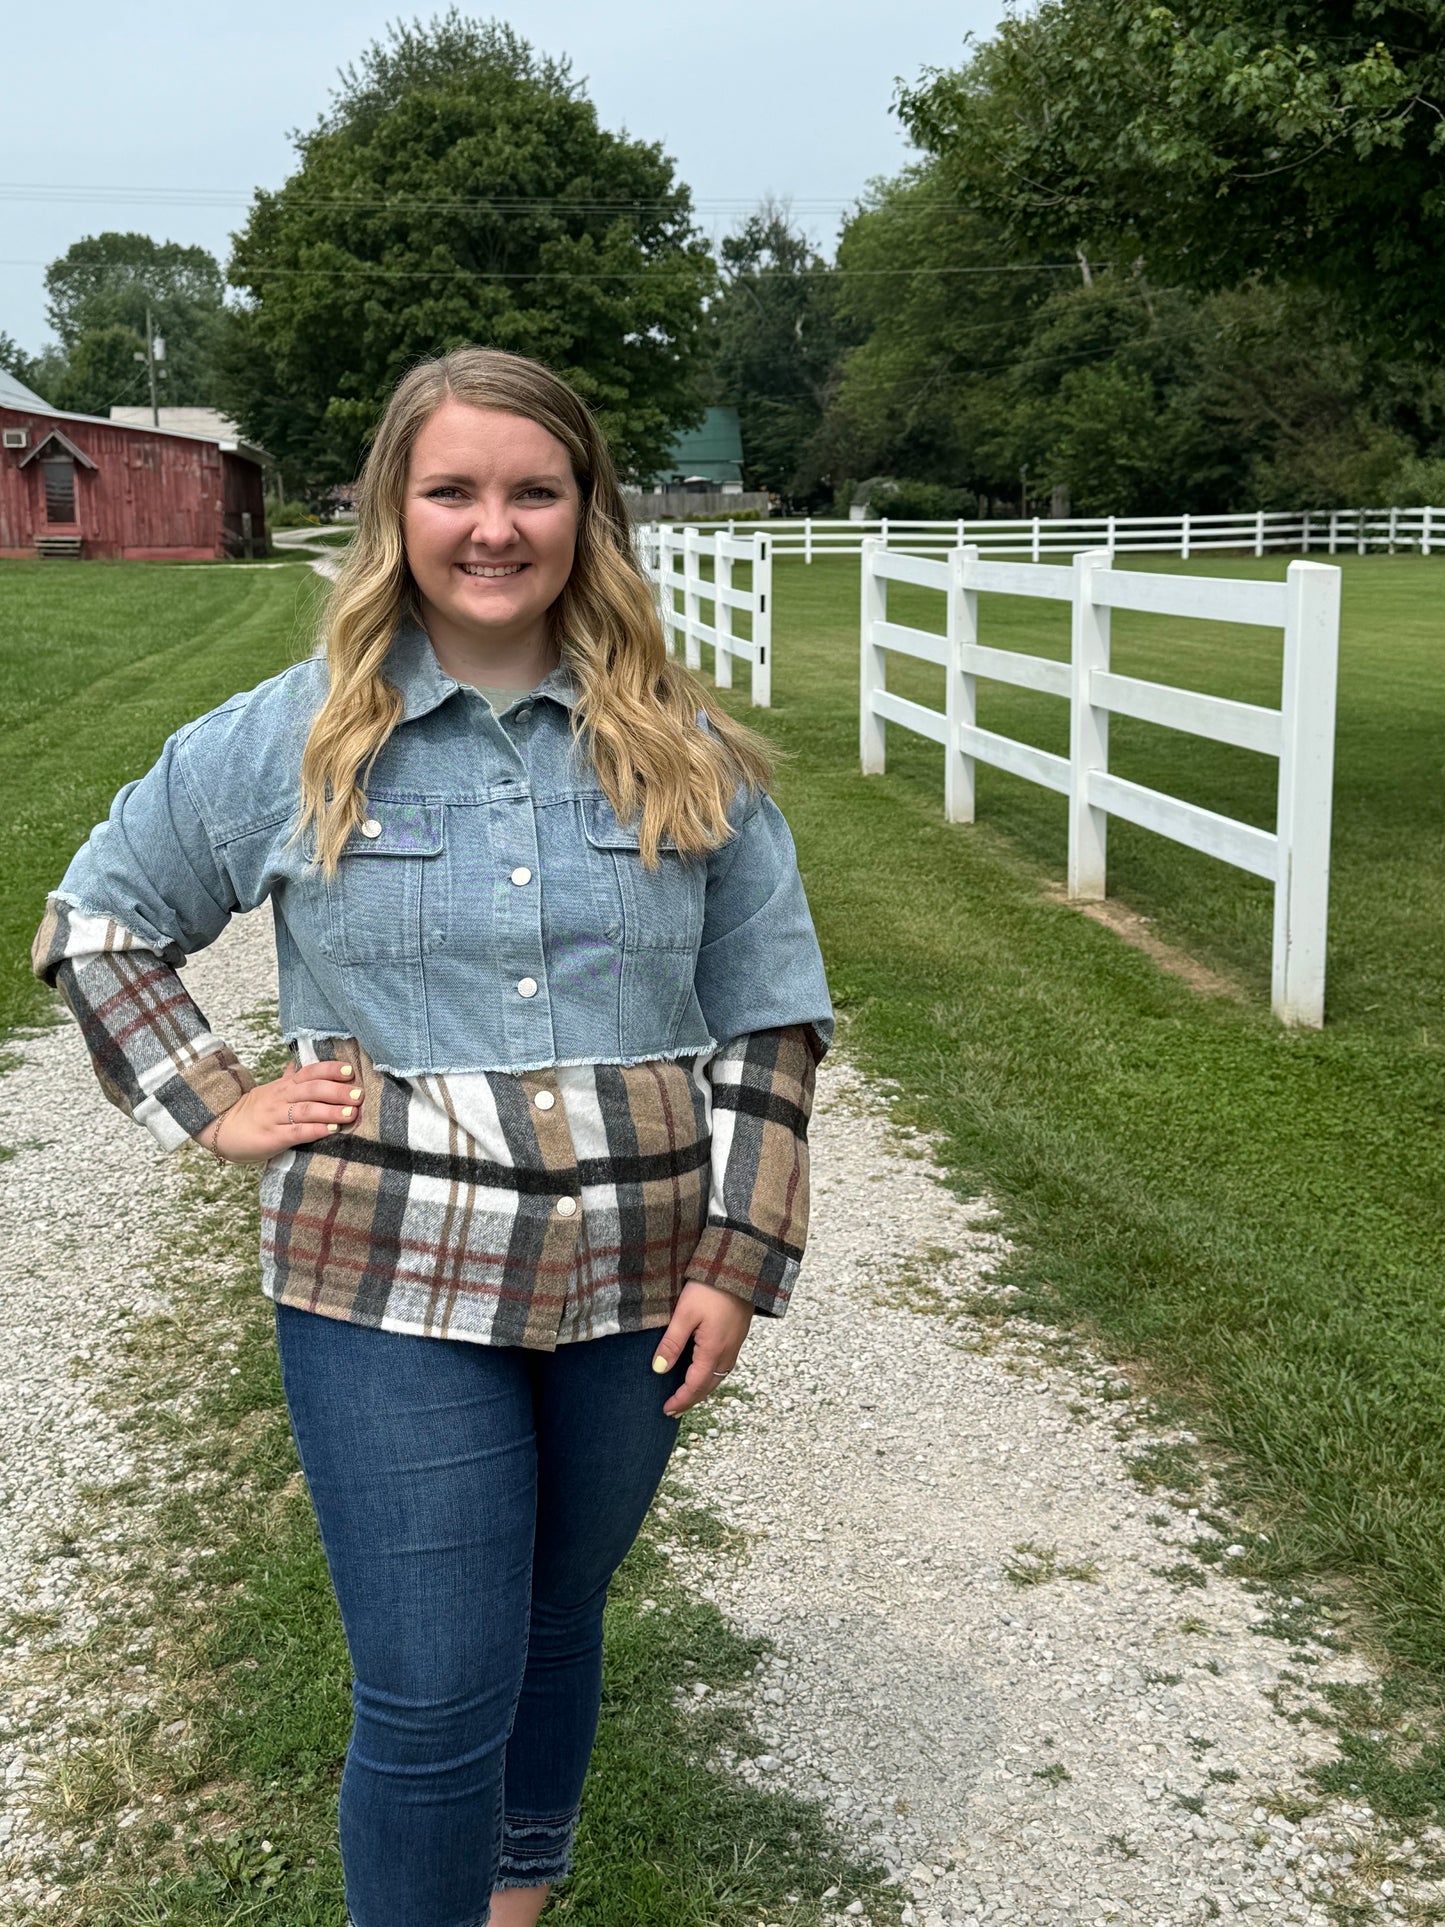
[326,802,446,966]
[581,796,704,953]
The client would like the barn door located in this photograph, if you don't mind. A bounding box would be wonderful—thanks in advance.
[43,456,77,523]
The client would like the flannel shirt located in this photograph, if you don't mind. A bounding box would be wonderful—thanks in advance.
[35,900,821,1350]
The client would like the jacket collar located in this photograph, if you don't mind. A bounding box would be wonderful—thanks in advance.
[385,617,579,724]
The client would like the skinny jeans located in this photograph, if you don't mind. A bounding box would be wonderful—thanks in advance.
[273,1301,686,1927]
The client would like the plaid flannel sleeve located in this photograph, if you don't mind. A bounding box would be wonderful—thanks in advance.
[682,1023,825,1317]
[32,897,254,1152]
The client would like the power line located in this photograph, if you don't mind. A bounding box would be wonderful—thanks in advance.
[0,257,1091,282]
[0,180,979,215]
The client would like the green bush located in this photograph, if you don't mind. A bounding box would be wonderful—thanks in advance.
[872,479,976,520]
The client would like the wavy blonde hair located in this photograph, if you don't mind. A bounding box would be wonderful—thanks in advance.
[298,347,775,871]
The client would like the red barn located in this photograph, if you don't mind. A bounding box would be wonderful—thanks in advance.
[0,369,266,560]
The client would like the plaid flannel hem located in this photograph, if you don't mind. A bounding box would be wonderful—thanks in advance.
[34,897,254,1152]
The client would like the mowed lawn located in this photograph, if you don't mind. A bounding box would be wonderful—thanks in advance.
[0,561,323,1039]
[697,550,1445,1697]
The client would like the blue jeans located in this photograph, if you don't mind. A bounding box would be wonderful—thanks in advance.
[273,1303,687,1927]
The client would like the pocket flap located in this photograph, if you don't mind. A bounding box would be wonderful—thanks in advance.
[343,801,444,858]
[583,796,678,852]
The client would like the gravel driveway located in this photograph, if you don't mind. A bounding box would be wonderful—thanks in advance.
[2,915,1440,1922]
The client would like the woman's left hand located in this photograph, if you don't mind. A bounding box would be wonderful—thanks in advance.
[651,1281,754,1418]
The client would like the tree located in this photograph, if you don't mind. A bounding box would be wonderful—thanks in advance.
[218,12,714,494]
[44,232,226,406]
[896,1,1445,350]
[704,203,851,502]
[49,325,152,418]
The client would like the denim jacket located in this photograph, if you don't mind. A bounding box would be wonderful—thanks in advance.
[48,622,834,1077]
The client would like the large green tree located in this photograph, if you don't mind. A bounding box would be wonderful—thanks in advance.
[896,1,1445,349]
[703,203,852,502]
[813,157,1444,514]
[219,12,714,493]
[43,232,226,408]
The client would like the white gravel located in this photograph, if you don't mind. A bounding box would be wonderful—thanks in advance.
[0,908,277,1901]
[1,918,1441,1923]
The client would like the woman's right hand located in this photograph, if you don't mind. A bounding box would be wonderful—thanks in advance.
[200,1058,362,1165]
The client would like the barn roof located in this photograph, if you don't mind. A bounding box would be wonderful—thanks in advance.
[0,367,55,413]
[0,387,264,466]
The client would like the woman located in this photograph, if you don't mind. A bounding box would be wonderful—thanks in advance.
[33,347,832,1927]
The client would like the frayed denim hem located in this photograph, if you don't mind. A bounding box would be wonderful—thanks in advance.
[494,1805,580,1890]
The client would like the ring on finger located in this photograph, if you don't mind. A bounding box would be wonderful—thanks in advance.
[708,1368,732,1379]
[286,1103,295,1126]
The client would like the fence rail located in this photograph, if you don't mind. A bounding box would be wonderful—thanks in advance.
[859,539,1342,1027]
[637,522,773,705]
[642,505,1444,563]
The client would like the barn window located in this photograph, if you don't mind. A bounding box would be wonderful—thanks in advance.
[43,457,76,523]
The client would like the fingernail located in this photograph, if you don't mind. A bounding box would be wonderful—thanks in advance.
[327,1123,339,1134]
[651,1354,670,1374]
[349,1087,363,1102]
[342,1107,354,1120]
[339,1064,353,1078]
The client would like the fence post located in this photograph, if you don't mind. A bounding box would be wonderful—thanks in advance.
[683,526,703,671]
[1356,509,1367,556]
[859,537,887,774]
[1302,511,1312,553]
[1272,561,1341,1027]
[805,517,813,566]
[657,525,676,654]
[1068,547,1111,901]
[1181,512,1191,561]
[880,516,890,551]
[713,533,734,690]
[1252,509,1263,558]
[1425,505,1435,556]
[1105,515,1116,558]
[1031,516,1041,563]
[945,544,979,824]
[1328,510,1339,555]
[1388,505,1399,553]
[750,532,772,707]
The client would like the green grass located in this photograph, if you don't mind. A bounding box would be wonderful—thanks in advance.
[712,552,1445,1719]
[0,562,323,1041]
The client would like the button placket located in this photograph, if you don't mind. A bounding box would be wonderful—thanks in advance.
[521,1073,580,1225]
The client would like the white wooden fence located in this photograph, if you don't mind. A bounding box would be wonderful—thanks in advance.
[637,522,773,706]
[642,505,1445,562]
[859,540,1342,1027]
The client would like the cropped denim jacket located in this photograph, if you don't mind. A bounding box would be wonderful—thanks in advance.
[48,621,835,1077]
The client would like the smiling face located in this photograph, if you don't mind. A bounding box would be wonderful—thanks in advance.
[402,397,581,681]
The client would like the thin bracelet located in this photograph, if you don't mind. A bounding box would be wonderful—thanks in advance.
[205,1110,231,1167]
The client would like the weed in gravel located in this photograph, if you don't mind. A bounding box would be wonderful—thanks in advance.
[1003,1542,1100,1588]
[1124,1443,1203,1495]
[1152,1562,1209,1589]
[1031,1762,1070,1787]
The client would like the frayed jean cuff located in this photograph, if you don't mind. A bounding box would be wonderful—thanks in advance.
[494,1805,580,1889]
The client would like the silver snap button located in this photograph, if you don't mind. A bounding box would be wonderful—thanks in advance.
[516,976,538,998]
[360,817,382,839]
[555,1196,578,1217]
[510,866,532,886]
[533,1089,555,1111]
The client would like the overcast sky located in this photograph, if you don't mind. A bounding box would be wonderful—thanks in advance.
[1,0,1005,355]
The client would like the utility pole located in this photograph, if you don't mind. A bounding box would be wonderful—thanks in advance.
[144,299,159,426]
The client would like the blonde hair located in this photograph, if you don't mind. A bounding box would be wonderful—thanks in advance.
[298,347,775,871]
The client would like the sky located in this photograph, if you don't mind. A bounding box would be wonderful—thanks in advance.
[1,0,1005,356]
